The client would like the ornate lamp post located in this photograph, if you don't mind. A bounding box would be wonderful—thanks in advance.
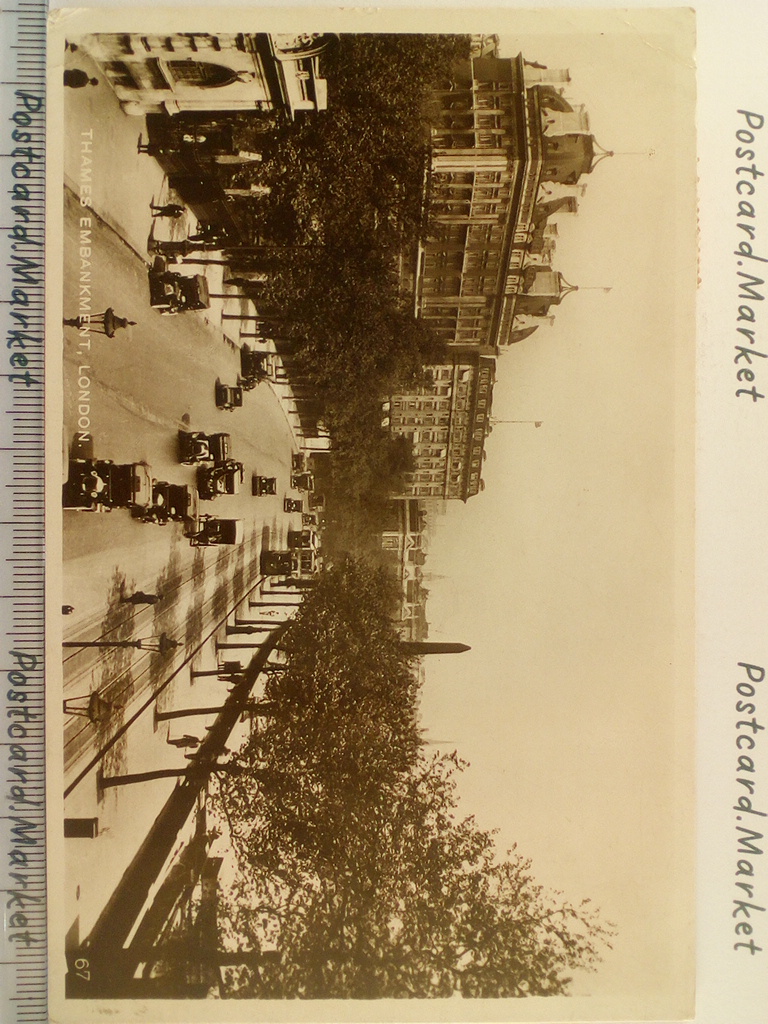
[62,632,180,655]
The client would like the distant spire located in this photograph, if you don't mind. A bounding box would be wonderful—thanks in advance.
[400,641,471,656]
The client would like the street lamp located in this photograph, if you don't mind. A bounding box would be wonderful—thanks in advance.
[63,691,122,723]
[62,632,181,655]
[63,308,137,337]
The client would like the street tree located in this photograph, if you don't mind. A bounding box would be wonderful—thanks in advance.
[203,36,472,551]
[213,560,614,999]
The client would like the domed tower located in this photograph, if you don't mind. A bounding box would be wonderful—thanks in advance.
[514,267,579,317]
[540,134,612,185]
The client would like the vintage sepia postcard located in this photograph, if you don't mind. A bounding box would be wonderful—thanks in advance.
[44,6,696,1022]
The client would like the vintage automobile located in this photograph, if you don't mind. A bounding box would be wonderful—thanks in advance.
[260,546,320,577]
[283,497,303,513]
[291,452,308,472]
[239,346,270,390]
[63,458,152,512]
[178,430,231,465]
[215,380,243,411]
[252,475,277,496]
[287,528,318,551]
[197,460,244,500]
[185,515,244,547]
[290,470,315,492]
[148,256,210,314]
[139,481,194,524]
[302,512,319,527]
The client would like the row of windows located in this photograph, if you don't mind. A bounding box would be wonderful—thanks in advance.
[432,202,506,219]
[466,253,501,271]
[423,302,491,317]
[409,484,446,497]
[393,395,452,409]
[432,170,505,187]
[434,112,514,131]
[405,472,445,485]
[395,415,451,428]
[424,251,464,271]
[436,94,514,114]
[431,188,512,209]
[431,133,505,150]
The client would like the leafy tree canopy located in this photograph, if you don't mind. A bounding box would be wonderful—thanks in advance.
[214,560,614,999]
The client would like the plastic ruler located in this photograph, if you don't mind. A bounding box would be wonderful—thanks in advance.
[0,0,48,1022]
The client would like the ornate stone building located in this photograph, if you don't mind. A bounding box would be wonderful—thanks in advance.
[407,52,604,351]
[388,51,601,507]
[78,32,334,118]
[386,353,495,501]
[380,499,430,641]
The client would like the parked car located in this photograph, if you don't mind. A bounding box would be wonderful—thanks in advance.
[185,515,243,547]
[197,460,244,500]
[290,470,315,492]
[283,497,303,513]
[139,481,195,524]
[178,430,231,465]
[239,346,270,390]
[252,475,277,496]
[215,380,243,411]
[63,458,152,512]
[287,528,318,551]
[148,256,209,314]
[260,547,320,577]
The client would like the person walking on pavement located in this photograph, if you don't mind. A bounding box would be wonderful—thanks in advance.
[64,69,98,89]
[150,202,185,219]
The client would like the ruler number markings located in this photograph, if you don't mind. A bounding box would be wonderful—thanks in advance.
[0,1,47,1023]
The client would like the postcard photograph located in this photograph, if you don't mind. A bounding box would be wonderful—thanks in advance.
[45,7,696,1022]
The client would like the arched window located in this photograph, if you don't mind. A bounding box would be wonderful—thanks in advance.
[168,60,241,89]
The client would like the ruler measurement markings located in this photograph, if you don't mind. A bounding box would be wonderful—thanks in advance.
[1,0,47,1016]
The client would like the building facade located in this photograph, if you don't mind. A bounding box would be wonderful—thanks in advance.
[78,32,333,118]
[409,53,602,351]
[388,52,599,504]
[387,352,495,501]
[380,499,430,641]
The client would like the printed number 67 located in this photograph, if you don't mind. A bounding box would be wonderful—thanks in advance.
[74,957,90,981]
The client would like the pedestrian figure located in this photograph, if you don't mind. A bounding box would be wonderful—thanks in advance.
[64,69,98,89]
[148,238,199,257]
[121,591,162,605]
[150,202,185,219]
[64,308,136,338]
[167,733,201,749]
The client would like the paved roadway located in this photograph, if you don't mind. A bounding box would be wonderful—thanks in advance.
[57,65,307,947]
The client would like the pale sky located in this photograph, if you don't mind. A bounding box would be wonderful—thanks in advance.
[419,10,696,1019]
